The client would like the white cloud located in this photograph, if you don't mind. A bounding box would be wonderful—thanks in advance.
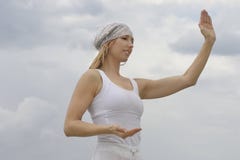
[0,96,60,159]
[0,97,57,133]
[137,0,240,5]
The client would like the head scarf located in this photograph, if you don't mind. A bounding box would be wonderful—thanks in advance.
[94,23,133,50]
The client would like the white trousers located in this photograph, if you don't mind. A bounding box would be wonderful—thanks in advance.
[91,141,143,160]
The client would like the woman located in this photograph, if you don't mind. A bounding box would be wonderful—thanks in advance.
[64,10,216,160]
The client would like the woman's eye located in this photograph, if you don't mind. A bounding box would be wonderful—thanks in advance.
[121,36,134,44]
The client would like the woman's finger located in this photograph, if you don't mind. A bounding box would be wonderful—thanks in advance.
[206,13,211,25]
[125,128,142,137]
[208,15,213,27]
[199,10,204,25]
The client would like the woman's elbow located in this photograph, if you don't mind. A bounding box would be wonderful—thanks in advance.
[64,122,72,137]
[186,79,197,87]
[183,76,198,87]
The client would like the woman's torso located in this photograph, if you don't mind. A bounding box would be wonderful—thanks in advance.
[88,69,144,146]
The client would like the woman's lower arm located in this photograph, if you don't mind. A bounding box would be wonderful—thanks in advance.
[183,39,215,85]
[64,120,110,137]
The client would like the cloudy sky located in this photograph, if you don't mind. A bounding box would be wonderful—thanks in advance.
[1,0,240,159]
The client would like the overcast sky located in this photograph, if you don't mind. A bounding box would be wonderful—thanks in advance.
[0,0,240,160]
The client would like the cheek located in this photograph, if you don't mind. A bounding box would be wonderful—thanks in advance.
[108,46,119,58]
[110,43,122,53]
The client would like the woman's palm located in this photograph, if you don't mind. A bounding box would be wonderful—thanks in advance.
[199,10,216,41]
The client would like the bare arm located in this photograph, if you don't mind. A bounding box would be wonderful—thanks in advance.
[64,69,107,137]
[136,10,216,99]
[64,69,141,138]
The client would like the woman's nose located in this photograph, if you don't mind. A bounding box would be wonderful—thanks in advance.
[128,41,134,48]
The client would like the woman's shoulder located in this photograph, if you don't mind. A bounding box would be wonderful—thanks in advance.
[81,69,101,82]
[75,69,102,95]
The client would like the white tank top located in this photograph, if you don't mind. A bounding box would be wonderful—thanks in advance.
[88,69,144,146]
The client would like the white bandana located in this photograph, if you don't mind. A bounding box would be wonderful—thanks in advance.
[94,23,133,50]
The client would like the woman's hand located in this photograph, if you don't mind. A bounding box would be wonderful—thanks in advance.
[107,124,142,139]
[199,10,216,43]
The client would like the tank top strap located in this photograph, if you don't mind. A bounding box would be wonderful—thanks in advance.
[95,69,111,84]
[129,78,140,95]
[96,69,111,87]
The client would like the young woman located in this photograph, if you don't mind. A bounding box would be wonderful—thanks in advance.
[64,10,216,160]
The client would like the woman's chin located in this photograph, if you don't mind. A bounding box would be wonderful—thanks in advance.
[121,58,129,63]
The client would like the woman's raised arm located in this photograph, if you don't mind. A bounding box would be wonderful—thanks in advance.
[136,10,216,99]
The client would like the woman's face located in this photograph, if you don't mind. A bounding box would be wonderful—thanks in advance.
[108,35,134,62]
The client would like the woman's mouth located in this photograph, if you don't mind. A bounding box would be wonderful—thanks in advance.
[123,50,131,56]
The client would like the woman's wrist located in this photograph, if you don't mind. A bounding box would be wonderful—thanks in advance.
[97,124,113,134]
[204,37,216,45]
[204,33,216,43]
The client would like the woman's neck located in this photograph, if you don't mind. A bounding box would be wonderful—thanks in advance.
[100,58,121,77]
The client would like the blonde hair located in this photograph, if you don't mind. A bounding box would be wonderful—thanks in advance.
[89,40,114,69]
